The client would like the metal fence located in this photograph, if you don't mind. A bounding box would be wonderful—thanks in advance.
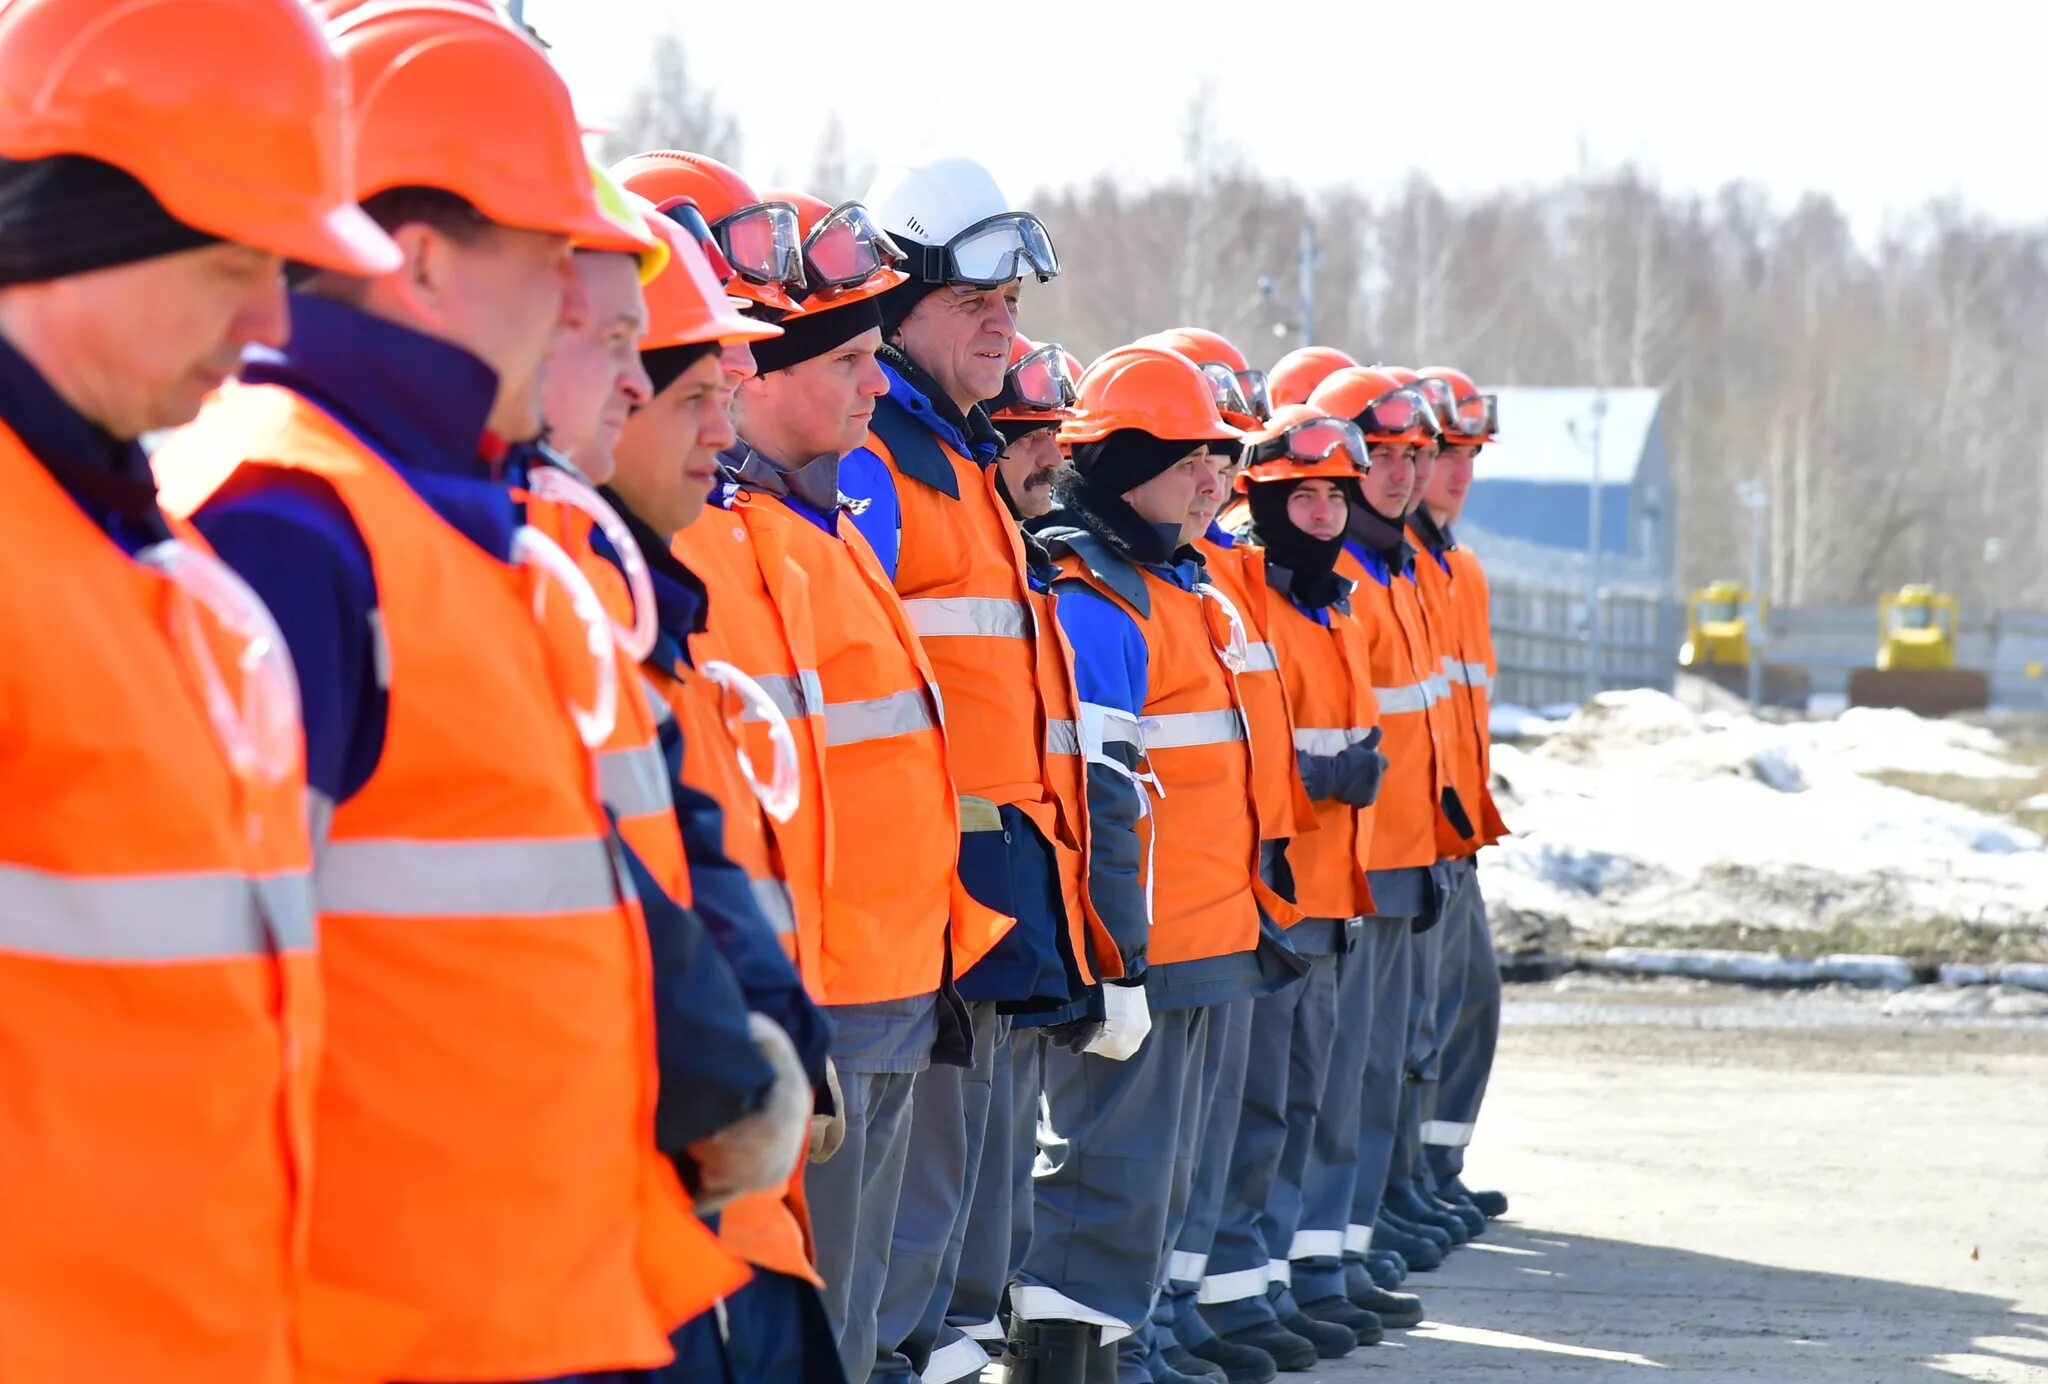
[1763,605,2048,711]
[1487,579,1679,710]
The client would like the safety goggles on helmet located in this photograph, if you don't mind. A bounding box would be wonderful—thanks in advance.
[526,463,658,665]
[1236,369,1273,422]
[1447,391,1499,440]
[700,660,801,824]
[1198,360,1256,421]
[661,199,737,284]
[1412,376,1458,434]
[710,200,804,294]
[902,211,1060,288]
[1349,385,1442,441]
[992,342,1080,416]
[513,525,619,751]
[1244,414,1366,470]
[801,201,907,297]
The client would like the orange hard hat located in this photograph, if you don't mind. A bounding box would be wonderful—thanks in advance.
[635,196,784,353]
[1235,404,1368,491]
[315,0,502,18]
[760,187,908,310]
[1060,345,1243,448]
[1309,367,1441,446]
[1269,345,1359,408]
[1139,326,1265,429]
[0,0,399,275]
[1418,365,1498,442]
[612,151,804,314]
[329,2,652,254]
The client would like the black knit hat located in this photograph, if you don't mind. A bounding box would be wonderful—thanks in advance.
[0,155,216,286]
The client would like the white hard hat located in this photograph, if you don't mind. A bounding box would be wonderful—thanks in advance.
[864,156,1013,248]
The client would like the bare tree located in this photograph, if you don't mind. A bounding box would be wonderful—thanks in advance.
[597,32,741,166]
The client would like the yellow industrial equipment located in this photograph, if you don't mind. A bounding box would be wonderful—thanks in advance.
[1678,580,1755,668]
[1877,585,1959,670]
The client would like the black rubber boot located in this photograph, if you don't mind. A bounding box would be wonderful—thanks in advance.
[1388,1182,1470,1244]
[1369,1219,1444,1271]
[1296,1295,1383,1346]
[1445,1174,1509,1219]
[1426,1185,1487,1238]
[1216,1320,1318,1372]
[1379,1205,1455,1251]
[1346,1281,1425,1329]
[1365,1250,1408,1286]
[1162,1342,1229,1382]
[1003,1318,1111,1384]
[1187,1334,1278,1384]
[1276,1309,1355,1359]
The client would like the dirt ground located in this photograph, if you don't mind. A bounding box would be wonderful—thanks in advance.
[1322,976,2048,1382]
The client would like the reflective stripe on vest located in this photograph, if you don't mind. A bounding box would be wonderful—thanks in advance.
[747,669,826,722]
[598,741,673,821]
[750,875,798,937]
[1291,726,1378,757]
[822,687,938,747]
[1441,656,1493,690]
[905,595,1034,640]
[1241,641,1279,673]
[1046,718,1082,756]
[0,864,315,961]
[1373,680,1439,714]
[317,837,624,917]
[1145,708,1247,750]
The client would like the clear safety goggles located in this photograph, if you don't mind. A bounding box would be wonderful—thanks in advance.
[1236,369,1273,421]
[699,659,801,824]
[1352,385,1443,441]
[1195,580,1252,676]
[525,463,658,665]
[141,539,303,788]
[1245,414,1366,469]
[1198,360,1256,421]
[660,198,737,283]
[801,201,906,297]
[514,524,619,751]
[992,342,1079,414]
[710,200,804,294]
[1412,376,1458,434]
[904,211,1060,288]
[1448,391,1498,439]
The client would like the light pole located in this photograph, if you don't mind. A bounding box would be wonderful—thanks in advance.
[1568,394,1610,702]
[1737,480,1768,714]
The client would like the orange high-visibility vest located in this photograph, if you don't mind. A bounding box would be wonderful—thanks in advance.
[1053,552,1292,963]
[1441,542,1510,845]
[1407,524,1501,858]
[1265,585,1382,920]
[1197,534,1317,844]
[1337,542,1460,872]
[0,422,322,1384]
[155,383,745,1382]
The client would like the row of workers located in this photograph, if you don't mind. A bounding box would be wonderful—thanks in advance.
[0,0,1508,1381]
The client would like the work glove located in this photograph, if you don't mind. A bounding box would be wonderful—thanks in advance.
[808,1058,847,1165]
[686,1013,812,1213]
[1297,727,1387,808]
[1044,1015,1105,1055]
[1081,980,1152,1062]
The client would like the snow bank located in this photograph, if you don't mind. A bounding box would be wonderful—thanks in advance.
[1482,690,2048,939]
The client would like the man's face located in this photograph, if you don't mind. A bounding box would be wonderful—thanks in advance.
[542,251,650,483]
[1426,443,1476,521]
[611,351,732,537]
[996,426,1063,519]
[738,326,888,460]
[421,220,582,443]
[1286,478,1349,540]
[0,241,288,438]
[1407,438,1439,515]
[893,281,1019,412]
[1361,441,1418,517]
[1125,445,1227,549]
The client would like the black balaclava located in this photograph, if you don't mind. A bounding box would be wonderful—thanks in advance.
[1247,476,1359,608]
[1054,428,1213,567]
[0,155,217,286]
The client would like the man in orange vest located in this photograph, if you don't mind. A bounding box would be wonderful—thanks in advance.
[695,175,1002,1384]
[838,155,1083,1384]
[1013,347,1304,1384]
[151,8,780,1380]
[1408,366,1512,1226]
[1302,366,1474,1301]
[0,2,397,1378]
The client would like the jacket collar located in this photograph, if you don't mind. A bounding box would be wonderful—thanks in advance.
[0,325,168,546]
[1345,501,1416,575]
[721,439,844,517]
[877,344,1002,464]
[1407,506,1455,554]
[1032,484,1205,618]
[240,295,499,478]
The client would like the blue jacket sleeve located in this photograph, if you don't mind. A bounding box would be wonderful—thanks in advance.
[1054,584,1151,976]
[616,824,780,1155]
[834,444,902,581]
[661,708,833,1101]
[190,470,385,810]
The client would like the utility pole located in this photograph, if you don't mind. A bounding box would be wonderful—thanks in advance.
[1297,217,1320,349]
[1570,394,1610,703]
[1737,480,1768,714]
[505,0,524,22]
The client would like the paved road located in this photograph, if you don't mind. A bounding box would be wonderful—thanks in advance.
[1309,978,2048,1381]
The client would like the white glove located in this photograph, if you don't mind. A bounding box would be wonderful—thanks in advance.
[808,1057,847,1164]
[1082,981,1152,1062]
[687,1013,813,1214]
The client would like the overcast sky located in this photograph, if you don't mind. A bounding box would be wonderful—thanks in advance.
[531,0,2047,238]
